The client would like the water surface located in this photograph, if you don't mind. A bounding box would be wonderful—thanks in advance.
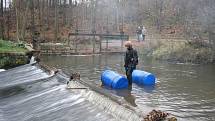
[41,54,215,121]
[0,64,115,121]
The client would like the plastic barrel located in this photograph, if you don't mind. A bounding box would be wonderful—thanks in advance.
[101,70,128,89]
[132,70,155,85]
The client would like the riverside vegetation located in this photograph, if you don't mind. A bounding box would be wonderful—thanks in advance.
[140,37,214,64]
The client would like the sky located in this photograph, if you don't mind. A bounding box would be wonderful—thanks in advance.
[2,0,11,8]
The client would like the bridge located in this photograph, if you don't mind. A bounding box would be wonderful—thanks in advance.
[68,33,129,53]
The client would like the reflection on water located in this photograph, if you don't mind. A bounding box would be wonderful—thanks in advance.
[115,86,137,107]
[141,85,156,93]
[41,54,215,121]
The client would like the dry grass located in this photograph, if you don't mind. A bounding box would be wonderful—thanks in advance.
[151,39,214,63]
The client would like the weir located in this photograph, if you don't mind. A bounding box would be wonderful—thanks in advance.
[0,63,54,90]
[67,79,144,121]
[0,64,146,121]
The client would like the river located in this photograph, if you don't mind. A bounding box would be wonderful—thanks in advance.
[41,54,215,121]
[1,54,215,121]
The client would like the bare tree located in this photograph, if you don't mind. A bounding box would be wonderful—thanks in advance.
[0,0,4,39]
[54,0,59,42]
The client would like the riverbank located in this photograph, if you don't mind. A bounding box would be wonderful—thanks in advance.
[0,40,29,69]
[152,40,214,64]
[138,38,214,64]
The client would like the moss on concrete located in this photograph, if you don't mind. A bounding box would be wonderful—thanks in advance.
[0,55,28,69]
[0,40,29,69]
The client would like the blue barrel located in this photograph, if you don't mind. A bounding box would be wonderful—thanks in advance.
[132,70,156,85]
[101,70,128,89]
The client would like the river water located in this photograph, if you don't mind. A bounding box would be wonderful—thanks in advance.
[40,54,215,121]
[1,54,215,121]
[0,64,116,121]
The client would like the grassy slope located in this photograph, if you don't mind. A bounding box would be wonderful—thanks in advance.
[151,40,214,64]
[0,40,27,53]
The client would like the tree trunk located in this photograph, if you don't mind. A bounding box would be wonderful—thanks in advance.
[31,0,35,46]
[54,0,59,42]
[38,0,41,32]
[4,0,6,11]
[209,29,215,61]
[14,0,20,42]
[63,0,66,25]
[7,4,10,40]
[20,1,30,41]
[47,0,51,29]
[41,0,45,40]
[0,0,4,39]
[155,0,163,32]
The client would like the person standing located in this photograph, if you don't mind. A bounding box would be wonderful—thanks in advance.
[142,26,146,41]
[136,26,142,42]
[124,41,138,86]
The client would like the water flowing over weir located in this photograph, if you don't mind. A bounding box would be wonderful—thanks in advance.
[0,63,51,90]
[0,64,144,121]
[67,79,143,121]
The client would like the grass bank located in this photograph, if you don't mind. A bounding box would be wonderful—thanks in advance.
[0,39,27,53]
[139,38,214,64]
[152,40,214,64]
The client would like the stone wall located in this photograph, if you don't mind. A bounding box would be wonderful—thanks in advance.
[0,53,28,69]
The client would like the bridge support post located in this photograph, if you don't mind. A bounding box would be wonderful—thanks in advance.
[99,38,102,53]
[120,31,124,52]
[93,39,95,53]
[75,29,78,53]
[92,31,96,54]
[106,39,108,51]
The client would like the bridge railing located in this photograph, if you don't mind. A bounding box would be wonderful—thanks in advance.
[68,33,129,53]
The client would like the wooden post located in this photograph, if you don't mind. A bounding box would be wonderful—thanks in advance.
[92,0,97,54]
[106,17,109,52]
[74,36,77,53]
[75,29,78,53]
[120,25,124,52]
[93,32,96,53]
[106,38,108,51]
[121,35,123,51]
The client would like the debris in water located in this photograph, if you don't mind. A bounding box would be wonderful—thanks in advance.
[167,117,177,121]
[67,72,81,85]
[143,109,177,121]
[71,72,81,80]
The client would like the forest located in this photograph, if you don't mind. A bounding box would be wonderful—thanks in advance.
[0,0,215,63]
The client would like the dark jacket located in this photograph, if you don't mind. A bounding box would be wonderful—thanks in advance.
[124,47,138,68]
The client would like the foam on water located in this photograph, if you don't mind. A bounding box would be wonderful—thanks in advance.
[0,64,51,90]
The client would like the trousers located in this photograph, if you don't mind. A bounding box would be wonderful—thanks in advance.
[125,66,136,85]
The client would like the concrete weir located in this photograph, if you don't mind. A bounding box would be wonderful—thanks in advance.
[0,63,144,121]
[67,81,143,121]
